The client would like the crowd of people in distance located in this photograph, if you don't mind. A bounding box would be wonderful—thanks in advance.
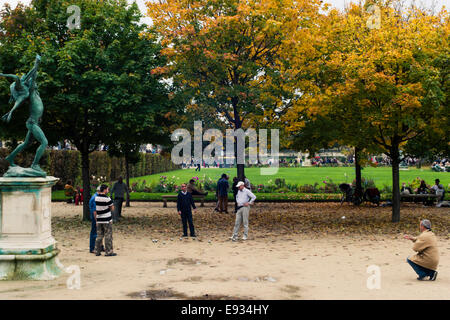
[431,158,450,172]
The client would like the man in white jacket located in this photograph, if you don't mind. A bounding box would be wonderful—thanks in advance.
[230,181,256,241]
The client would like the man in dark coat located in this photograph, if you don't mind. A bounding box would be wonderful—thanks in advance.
[216,173,229,213]
[111,176,128,222]
[177,183,197,237]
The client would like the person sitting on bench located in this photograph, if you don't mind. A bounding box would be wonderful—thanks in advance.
[187,179,208,196]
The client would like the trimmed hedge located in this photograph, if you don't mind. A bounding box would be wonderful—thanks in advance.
[0,148,180,189]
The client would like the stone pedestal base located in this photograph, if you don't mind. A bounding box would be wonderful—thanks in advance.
[0,176,62,280]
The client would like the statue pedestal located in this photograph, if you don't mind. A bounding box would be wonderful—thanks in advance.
[0,176,62,280]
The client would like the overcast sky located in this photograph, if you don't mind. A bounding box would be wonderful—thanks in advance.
[1,0,448,25]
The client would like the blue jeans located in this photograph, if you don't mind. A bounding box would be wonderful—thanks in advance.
[407,258,435,278]
[90,211,97,252]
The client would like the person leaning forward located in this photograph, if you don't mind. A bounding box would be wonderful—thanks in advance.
[94,184,117,257]
[404,219,439,281]
[230,181,256,241]
[216,174,229,213]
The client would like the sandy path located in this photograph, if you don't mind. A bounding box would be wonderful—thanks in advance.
[0,202,448,300]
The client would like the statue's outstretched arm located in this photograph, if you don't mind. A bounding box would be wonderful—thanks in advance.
[0,73,23,91]
[23,55,41,88]
[2,94,27,123]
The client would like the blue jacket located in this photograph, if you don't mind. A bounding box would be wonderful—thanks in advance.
[217,178,229,196]
[89,192,98,218]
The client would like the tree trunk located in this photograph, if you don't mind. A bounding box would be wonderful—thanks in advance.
[81,148,91,221]
[391,144,401,223]
[125,155,130,207]
[354,147,362,200]
[233,100,245,181]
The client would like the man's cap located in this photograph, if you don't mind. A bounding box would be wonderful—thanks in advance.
[421,219,431,230]
[236,181,245,187]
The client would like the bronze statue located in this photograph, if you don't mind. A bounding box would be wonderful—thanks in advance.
[0,54,47,177]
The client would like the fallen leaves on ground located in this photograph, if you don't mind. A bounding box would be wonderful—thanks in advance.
[51,202,449,241]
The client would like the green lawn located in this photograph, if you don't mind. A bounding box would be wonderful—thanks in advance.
[128,166,449,189]
[52,166,449,201]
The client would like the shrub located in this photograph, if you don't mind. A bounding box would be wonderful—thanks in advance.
[275,178,286,188]
[319,178,340,193]
[275,187,290,193]
[297,183,319,193]
[0,149,180,188]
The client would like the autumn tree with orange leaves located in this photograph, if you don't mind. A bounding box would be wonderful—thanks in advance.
[280,0,449,222]
[146,0,324,180]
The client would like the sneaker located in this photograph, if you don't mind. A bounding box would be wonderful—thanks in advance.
[430,271,438,281]
[229,236,237,242]
[417,276,429,281]
[95,253,101,256]
[242,235,247,241]
[105,253,117,257]
[191,235,196,238]
[182,234,188,238]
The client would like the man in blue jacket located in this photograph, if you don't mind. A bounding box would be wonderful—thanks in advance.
[177,183,197,238]
[216,173,229,213]
[89,186,100,253]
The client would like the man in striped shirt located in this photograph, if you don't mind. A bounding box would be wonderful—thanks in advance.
[94,184,116,256]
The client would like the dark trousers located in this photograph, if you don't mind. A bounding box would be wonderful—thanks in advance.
[114,197,124,220]
[180,211,195,236]
[89,211,97,252]
[407,258,435,278]
[218,195,228,212]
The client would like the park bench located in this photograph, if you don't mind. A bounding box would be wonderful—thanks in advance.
[400,193,440,204]
[161,194,206,208]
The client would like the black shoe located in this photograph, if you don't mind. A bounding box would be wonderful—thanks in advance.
[90,250,95,254]
[101,247,105,252]
[95,253,101,256]
[182,234,188,238]
[191,235,196,238]
[105,253,117,257]
[430,271,438,281]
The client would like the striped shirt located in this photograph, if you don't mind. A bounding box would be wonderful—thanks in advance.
[95,194,113,223]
